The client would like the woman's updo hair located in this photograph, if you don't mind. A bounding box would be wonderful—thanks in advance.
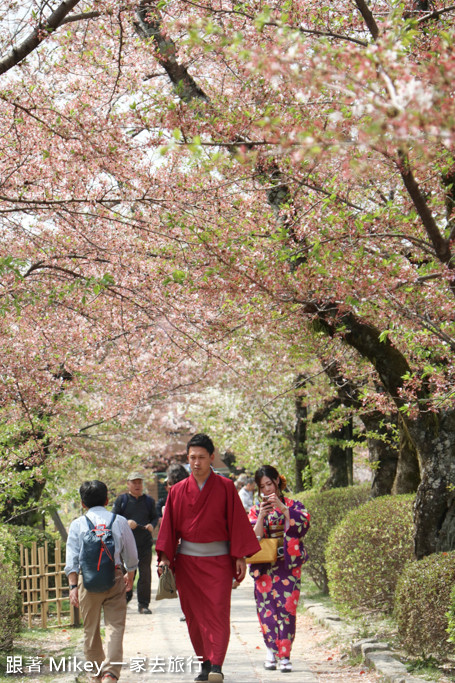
[254,465,286,492]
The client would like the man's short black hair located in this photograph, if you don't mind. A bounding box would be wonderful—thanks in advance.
[79,480,108,508]
[186,433,215,455]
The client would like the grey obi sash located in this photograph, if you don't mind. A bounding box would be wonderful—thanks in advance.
[178,539,230,556]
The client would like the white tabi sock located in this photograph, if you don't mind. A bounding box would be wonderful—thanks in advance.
[266,648,276,662]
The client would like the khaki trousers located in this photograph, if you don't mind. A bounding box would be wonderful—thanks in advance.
[78,568,127,680]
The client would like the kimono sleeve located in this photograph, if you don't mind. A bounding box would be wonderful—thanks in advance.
[248,504,259,525]
[155,488,179,570]
[227,482,261,558]
[283,498,310,567]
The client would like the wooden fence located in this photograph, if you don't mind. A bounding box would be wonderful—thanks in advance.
[19,541,79,628]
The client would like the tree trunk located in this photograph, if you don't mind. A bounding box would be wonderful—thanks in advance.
[293,394,311,492]
[51,509,68,543]
[345,418,354,486]
[362,412,399,497]
[393,415,421,494]
[314,305,455,556]
[322,421,353,489]
[408,409,455,557]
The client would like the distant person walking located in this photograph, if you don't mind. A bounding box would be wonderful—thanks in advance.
[234,473,248,491]
[65,480,138,683]
[112,472,158,614]
[156,433,260,683]
[248,465,310,673]
[237,476,255,513]
[156,462,189,520]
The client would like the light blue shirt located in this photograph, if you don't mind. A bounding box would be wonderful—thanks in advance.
[64,506,138,576]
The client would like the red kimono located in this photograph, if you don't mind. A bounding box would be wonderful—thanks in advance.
[156,471,260,666]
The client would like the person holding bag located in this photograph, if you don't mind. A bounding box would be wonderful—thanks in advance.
[156,434,260,683]
[248,465,310,673]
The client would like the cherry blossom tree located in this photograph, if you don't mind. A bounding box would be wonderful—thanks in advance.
[0,1,454,556]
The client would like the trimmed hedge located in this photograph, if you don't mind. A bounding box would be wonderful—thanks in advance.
[294,485,370,593]
[396,551,455,657]
[326,494,415,613]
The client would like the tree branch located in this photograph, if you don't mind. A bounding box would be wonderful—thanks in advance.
[354,0,379,40]
[416,4,455,25]
[310,303,411,406]
[0,0,83,75]
[135,2,209,103]
[178,1,368,46]
[397,151,454,280]
[60,10,102,25]
[297,26,368,47]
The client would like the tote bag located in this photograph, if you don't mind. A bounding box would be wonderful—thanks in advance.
[155,566,178,600]
[247,537,280,564]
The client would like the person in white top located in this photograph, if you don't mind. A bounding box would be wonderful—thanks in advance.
[65,480,138,683]
[238,477,255,513]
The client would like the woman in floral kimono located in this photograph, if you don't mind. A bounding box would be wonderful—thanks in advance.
[248,465,310,673]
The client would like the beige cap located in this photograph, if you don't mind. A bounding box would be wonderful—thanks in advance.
[127,472,145,481]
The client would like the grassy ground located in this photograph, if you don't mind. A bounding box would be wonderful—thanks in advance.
[0,621,82,683]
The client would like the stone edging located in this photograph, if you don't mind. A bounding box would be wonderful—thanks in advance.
[303,600,424,683]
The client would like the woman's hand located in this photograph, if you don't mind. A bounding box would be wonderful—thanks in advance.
[264,493,290,519]
[258,497,273,518]
[263,492,282,511]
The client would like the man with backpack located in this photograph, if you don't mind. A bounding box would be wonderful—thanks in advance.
[65,480,138,683]
[112,471,159,614]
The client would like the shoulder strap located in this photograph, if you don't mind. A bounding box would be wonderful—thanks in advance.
[119,493,128,515]
[85,513,116,530]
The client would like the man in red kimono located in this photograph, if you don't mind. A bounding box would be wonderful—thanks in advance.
[156,433,260,683]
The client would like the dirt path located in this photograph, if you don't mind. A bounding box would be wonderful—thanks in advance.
[296,610,381,683]
[5,579,384,682]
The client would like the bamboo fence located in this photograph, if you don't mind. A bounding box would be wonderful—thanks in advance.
[19,541,79,628]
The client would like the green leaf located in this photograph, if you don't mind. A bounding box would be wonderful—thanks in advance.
[172,270,187,284]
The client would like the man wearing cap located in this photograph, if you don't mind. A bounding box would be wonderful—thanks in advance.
[112,472,159,614]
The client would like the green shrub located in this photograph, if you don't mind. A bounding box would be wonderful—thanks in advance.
[448,582,455,648]
[0,524,19,566]
[395,552,455,657]
[294,485,370,593]
[0,561,21,651]
[326,494,414,613]
[11,524,58,549]
[0,527,21,651]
